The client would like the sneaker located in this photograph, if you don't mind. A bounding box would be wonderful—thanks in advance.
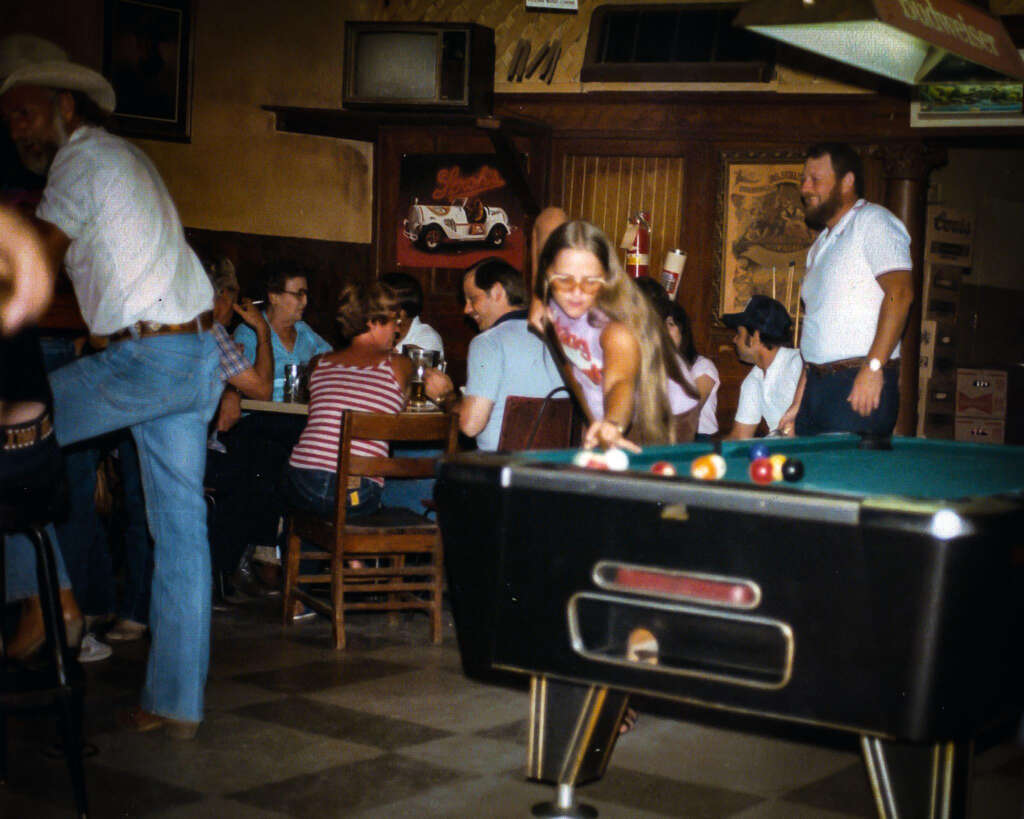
[106,618,147,642]
[291,599,317,623]
[77,633,112,663]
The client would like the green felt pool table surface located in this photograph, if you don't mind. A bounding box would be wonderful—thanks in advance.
[519,434,1024,501]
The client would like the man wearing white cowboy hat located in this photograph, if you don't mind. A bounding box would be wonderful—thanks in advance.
[0,34,220,740]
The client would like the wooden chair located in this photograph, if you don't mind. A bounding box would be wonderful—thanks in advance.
[497,389,583,451]
[282,411,458,649]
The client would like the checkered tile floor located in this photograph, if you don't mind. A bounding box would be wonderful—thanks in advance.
[3,600,1022,818]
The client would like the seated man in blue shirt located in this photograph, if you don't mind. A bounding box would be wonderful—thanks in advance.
[425,257,564,450]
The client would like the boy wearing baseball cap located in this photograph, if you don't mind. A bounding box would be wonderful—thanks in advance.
[722,295,803,439]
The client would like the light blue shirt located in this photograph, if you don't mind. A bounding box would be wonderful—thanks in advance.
[234,318,331,401]
[464,310,564,451]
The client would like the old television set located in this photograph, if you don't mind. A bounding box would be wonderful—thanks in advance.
[343,22,494,114]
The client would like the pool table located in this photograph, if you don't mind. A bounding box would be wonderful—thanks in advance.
[435,435,1024,818]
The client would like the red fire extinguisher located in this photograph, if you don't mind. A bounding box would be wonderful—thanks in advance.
[622,210,651,278]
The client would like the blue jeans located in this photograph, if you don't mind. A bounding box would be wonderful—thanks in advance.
[380,445,439,513]
[795,365,900,437]
[49,331,221,724]
[4,524,70,599]
[284,466,382,579]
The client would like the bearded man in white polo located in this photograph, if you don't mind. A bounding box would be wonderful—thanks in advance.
[1,34,219,739]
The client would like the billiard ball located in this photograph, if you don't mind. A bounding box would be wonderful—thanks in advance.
[690,453,726,480]
[782,458,804,482]
[749,457,773,485]
[604,447,630,471]
[573,450,608,469]
[769,453,787,482]
[572,449,593,467]
[749,443,770,461]
[650,461,676,476]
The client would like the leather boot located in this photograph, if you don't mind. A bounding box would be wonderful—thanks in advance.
[8,588,84,660]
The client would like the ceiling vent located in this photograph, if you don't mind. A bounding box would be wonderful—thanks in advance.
[582,3,775,83]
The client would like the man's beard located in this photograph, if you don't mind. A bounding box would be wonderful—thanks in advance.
[803,184,844,231]
[14,107,68,176]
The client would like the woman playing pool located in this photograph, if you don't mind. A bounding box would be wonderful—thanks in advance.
[533,220,698,451]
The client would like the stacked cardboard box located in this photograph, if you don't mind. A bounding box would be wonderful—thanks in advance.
[916,206,973,439]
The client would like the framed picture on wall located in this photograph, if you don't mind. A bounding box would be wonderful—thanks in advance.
[103,0,195,142]
[714,151,817,323]
[396,154,526,271]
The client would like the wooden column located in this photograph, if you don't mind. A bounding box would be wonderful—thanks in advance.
[877,143,946,437]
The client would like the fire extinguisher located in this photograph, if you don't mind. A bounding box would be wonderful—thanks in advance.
[622,210,651,278]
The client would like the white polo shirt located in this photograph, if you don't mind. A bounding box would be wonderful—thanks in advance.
[799,199,911,365]
[734,346,803,432]
[37,125,212,335]
[401,315,444,357]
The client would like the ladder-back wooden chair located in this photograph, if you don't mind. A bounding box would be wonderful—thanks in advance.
[282,410,458,649]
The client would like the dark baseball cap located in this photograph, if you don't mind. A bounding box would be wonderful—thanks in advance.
[721,295,792,338]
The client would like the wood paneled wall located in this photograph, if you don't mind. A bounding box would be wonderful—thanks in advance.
[557,152,687,275]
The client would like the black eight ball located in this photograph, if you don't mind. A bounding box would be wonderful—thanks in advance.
[781,458,804,482]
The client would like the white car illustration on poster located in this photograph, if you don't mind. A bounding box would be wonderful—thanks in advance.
[403,197,513,251]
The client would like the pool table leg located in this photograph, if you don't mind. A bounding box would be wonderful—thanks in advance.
[526,675,630,817]
[861,735,972,819]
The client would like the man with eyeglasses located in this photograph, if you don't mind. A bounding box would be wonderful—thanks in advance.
[212,265,330,599]
[231,267,330,406]
[426,258,562,451]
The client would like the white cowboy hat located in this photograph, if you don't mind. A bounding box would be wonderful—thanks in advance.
[0,34,115,114]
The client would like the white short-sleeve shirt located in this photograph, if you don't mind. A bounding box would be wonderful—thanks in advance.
[734,346,803,432]
[37,126,212,335]
[401,316,444,357]
[690,355,720,436]
[799,199,912,365]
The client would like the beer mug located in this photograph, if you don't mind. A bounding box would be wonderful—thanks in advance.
[283,363,300,402]
[403,345,438,409]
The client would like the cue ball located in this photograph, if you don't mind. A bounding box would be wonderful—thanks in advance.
[749,442,770,461]
[769,453,787,481]
[573,450,608,469]
[749,457,774,485]
[650,461,676,476]
[782,458,804,482]
[604,447,630,471]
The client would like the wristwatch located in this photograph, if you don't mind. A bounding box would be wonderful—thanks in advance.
[867,357,883,372]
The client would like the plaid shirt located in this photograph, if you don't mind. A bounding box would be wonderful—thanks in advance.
[212,322,251,381]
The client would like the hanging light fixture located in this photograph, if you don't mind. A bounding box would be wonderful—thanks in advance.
[734,0,1024,84]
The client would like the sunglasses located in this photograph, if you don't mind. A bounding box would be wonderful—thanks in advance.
[548,275,604,294]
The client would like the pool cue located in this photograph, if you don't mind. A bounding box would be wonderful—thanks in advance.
[794,295,801,346]
[771,265,776,300]
[785,260,794,316]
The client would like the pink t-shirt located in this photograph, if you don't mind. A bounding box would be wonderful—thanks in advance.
[549,301,698,423]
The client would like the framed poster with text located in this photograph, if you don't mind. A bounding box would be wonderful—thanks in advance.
[396,154,526,271]
[714,151,817,322]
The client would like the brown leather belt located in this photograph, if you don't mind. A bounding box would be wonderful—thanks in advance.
[806,357,899,375]
[106,311,214,344]
[2,410,54,452]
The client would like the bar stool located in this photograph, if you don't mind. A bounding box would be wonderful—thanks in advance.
[1,492,89,818]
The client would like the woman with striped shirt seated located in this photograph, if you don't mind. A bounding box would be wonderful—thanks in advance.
[284,279,412,520]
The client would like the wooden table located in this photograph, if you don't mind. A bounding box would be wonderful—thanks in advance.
[240,399,308,415]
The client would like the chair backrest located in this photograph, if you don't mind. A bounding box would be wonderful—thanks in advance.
[498,391,582,451]
[337,410,458,483]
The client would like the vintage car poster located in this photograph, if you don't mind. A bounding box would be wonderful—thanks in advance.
[717,158,817,322]
[397,155,525,270]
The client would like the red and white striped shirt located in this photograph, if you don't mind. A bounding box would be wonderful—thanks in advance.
[288,357,405,479]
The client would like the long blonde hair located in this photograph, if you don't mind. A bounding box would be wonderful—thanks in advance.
[536,220,695,444]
